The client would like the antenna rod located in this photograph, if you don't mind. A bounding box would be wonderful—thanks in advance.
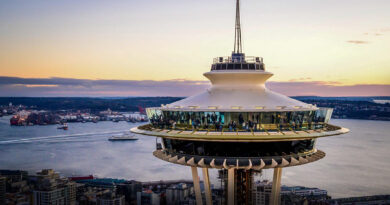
[234,0,242,54]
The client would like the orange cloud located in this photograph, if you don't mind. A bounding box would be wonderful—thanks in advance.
[346,40,370,44]
[0,76,389,97]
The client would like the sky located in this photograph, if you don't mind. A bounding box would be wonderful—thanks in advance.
[0,0,389,97]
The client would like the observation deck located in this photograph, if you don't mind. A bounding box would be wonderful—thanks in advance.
[131,123,349,142]
[211,54,265,71]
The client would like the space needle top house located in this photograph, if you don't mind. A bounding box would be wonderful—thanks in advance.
[131,0,349,204]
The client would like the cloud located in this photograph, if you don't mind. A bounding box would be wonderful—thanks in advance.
[0,76,389,97]
[364,32,383,36]
[266,81,390,97]
[379,28,390,33]
[346,40,370,44]
[288,77,312,82]
[363,28,390,36]
[0,76,210,97]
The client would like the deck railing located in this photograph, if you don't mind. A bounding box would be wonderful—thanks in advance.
[213,56,263,64]
[144,122,332,133]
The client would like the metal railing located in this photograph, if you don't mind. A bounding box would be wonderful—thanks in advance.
[213,56,263,64]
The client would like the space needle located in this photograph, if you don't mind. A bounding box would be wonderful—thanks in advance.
[131,0,349,204]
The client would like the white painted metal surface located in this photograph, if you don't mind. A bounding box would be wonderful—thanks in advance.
[168,71,315,111]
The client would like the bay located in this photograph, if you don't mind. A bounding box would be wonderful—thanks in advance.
[0,116,389,198]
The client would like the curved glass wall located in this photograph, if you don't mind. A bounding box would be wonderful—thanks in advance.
[146,108,333,131]
[162,139,316,157]
[211,63,264,71]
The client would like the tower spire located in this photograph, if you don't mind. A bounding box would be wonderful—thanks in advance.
[234,0,242,54]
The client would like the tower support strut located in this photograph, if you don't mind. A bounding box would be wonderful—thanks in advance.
[202,168,213,205]
[191,167,203,205]
[227,168,235,205]
[270,168,283,205]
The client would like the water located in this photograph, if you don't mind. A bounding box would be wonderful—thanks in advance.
[0,116,389,198]
[279,119,390,198]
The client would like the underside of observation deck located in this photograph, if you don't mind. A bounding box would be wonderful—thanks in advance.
[153,149,325,169]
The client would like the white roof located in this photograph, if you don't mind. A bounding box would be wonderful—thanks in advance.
[166,70,315,112]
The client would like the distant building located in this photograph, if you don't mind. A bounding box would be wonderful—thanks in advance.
[32,169,76,205]
[96,192,125,205]
[252,180,272,205]
[8,179,30,194]
[78,186,110,204]
[116,180,142,203]
[34,188,66,205]
[0,170,31,205]
[75,178,127,190]
[327,195,390,205]
[33,184,76,205]
[252,181,329,205]
[166,183,193,204]
[137,190,160,205]
[0,170,28,182]
[283,186,327,197]
[0,176,6,205]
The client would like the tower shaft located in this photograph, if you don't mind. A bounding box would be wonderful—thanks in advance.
[234,0,243,54]
[222,169,255,205]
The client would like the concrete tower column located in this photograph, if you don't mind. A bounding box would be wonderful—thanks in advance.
[227,168,235,205]
[202,168,213,205]
[191,167,203,205]
[270,168,282,205]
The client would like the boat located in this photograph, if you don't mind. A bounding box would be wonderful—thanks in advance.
[57,123,68,130]
[108,135,138,141]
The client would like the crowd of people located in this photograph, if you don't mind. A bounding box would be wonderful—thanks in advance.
[149,110,330,132]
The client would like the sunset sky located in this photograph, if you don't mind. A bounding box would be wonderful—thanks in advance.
[0,0,389,96]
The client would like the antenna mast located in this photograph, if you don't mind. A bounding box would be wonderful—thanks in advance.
[234,0,243,54]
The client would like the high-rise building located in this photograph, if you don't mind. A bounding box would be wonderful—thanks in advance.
[116,180,143,203]
[131,0,349,204]
[34,188,66,205]
[33,183,76,205]
[286,186,328,197]
[166,183,192,204]
[253,181,272,205]
[0,170,28,182]
[136,190,160,205]
[0,176,6,205]
[96,192,125,205]
[32,169,76,205]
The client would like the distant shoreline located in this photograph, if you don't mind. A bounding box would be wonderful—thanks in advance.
[0,96,389,121]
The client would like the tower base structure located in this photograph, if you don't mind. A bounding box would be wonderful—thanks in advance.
[152,149,327,205]
[130,0,349,203]
[190,166,283,205]
[223,169,257,205]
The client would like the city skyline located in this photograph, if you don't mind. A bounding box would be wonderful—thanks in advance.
[0,0,389,96]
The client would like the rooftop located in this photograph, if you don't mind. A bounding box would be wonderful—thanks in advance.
[166,70,316,111]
